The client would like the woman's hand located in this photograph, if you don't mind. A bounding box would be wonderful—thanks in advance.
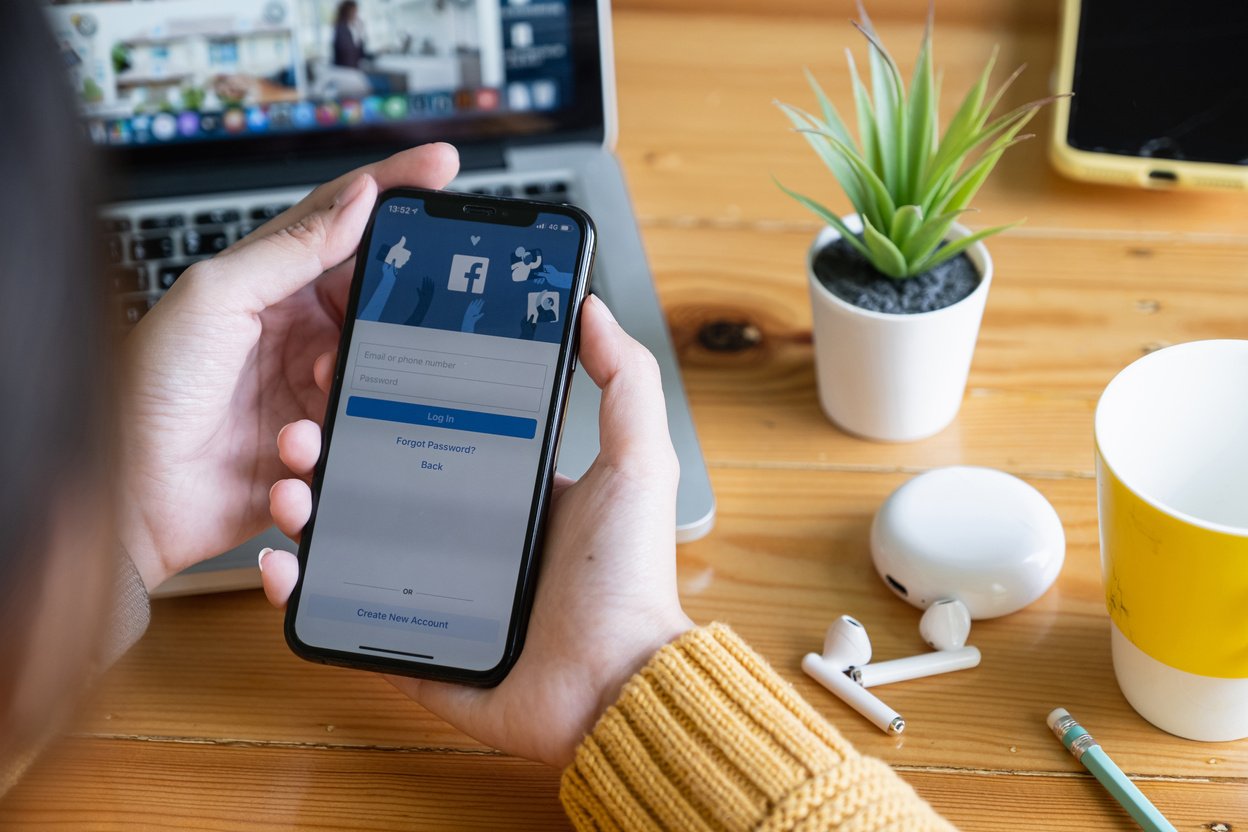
[118,143,460,591]
[260,296,694,767]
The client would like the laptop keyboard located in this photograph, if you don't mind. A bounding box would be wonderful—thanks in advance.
[104,176,571,329]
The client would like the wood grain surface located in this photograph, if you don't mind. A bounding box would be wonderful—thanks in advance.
[612,11,1248,239]
[4,3,1247,830]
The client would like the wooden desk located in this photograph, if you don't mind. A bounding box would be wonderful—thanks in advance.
[4,4,1247,829]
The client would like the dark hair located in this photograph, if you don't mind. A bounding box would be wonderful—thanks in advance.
[0,1,111,712]
[336,1,359,27]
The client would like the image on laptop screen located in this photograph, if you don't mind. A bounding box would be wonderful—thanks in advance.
[45,0,574,146]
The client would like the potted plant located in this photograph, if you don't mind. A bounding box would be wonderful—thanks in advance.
[776,7,1052,441]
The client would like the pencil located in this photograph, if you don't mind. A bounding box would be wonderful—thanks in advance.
[1047,708,1177,832]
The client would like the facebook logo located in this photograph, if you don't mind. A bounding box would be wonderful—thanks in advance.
[448,255,489,294]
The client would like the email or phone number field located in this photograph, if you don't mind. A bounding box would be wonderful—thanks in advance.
[353,344,548,414]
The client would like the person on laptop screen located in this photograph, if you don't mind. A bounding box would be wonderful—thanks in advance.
[333,2,370,69]
[1,1,951,828]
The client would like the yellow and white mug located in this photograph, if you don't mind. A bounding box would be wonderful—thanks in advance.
[1096,340,1248,741]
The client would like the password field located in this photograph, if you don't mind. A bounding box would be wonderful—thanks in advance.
[351,367,542,413]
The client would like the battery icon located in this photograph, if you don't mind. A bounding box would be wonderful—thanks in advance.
[559,225,570,231]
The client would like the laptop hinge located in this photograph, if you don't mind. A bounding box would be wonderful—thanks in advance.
[108,141,508,203]
[456,141,509,174]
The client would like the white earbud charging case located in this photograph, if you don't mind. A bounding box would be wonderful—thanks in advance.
[870,466,1065,620]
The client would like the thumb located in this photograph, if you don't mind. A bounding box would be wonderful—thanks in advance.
[577,295,677,476]
[396,236,407,249]
[200,174,377,315]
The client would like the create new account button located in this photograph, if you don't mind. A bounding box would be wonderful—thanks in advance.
[346,396,537,439]
[303,594,501,643]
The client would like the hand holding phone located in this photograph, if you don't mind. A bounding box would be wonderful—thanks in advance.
[116,144,461,593]
[263,296,694,766]
[284,188,598,685]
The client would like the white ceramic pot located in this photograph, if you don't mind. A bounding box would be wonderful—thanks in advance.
[806,216,993,442]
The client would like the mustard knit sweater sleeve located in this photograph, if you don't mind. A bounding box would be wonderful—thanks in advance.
[560,624,956,831]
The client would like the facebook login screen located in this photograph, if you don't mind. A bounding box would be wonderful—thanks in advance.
[294,196,581,671]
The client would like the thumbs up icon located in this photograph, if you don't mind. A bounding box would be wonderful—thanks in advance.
[385,236,412,269]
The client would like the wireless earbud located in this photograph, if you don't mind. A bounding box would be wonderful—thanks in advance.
[851,599,981,688]
[802,616,905,735]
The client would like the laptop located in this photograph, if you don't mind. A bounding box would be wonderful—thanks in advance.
[47,0,714,596]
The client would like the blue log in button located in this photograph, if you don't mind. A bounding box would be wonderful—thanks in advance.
[346,396,537,439]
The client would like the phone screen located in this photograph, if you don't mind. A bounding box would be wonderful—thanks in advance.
[1068,1,1248,165]
[290,193,590,676]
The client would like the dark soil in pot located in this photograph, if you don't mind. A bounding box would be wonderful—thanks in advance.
[813,234,980,314]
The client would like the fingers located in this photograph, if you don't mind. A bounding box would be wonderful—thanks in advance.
[313,351,336,395]
[386,675,483,724]
[277,419,322,477]
[270,478,312,540]
[257,548,300,609]
[235,143,460,246]
[355,142,458,193]
[576,295,678,477]
[189,174,377,316]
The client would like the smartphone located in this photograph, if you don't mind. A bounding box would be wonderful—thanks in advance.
[285,188,595,685]
[1050,0,1248,190]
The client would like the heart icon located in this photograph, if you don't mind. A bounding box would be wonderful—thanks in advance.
[471,235,481,246]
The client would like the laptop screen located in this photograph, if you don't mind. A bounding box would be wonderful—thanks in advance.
[46,0,603,164]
